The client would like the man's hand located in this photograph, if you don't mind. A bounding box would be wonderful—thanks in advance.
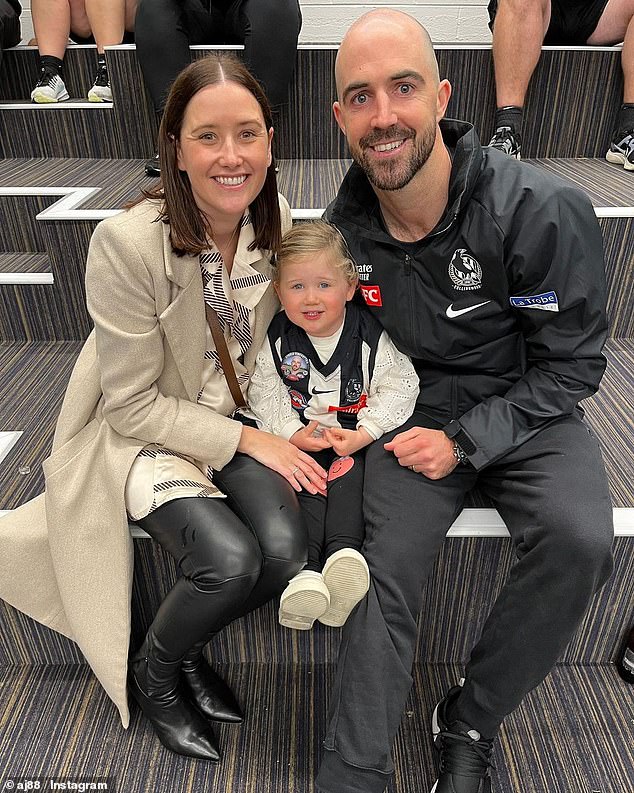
[384,426,458,480]
[290,421,332,452]
[323,426,373,456]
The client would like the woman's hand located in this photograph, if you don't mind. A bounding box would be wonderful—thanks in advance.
[238,425,328,495]
[290,421,332,452]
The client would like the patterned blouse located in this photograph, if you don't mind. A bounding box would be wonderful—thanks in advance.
[124,213,271,521]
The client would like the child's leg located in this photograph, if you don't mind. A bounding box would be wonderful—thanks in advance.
[278,449,332,630]
[319,450,370,627]
[323,449,366,558]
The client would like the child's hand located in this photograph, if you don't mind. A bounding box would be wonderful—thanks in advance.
[290,421,332,452]
[323,427,373,456]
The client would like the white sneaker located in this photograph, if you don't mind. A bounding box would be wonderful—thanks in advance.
[87,64,112,102]
[278,570,330,630]
[319,548,370,627]
[31,68,70,104]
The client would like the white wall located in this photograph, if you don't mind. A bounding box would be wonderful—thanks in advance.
[18,0,493,46]
[299,1,491,43]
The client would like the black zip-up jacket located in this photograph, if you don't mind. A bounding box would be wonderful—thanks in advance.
[325,119,608,470]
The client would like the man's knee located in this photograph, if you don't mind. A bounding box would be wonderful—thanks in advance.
[538,505,614,584]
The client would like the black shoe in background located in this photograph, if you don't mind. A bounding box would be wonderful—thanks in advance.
[145,154,160,177]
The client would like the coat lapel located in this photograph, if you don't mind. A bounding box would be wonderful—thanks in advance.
[159,227,206,402]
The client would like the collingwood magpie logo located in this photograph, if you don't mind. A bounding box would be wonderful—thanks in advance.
[449,249,482,291]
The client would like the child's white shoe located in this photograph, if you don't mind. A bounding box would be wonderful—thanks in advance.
[278,570,330,630]
[319,548,370,627]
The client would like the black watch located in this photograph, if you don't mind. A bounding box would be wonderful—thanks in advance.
[443,420,476,459]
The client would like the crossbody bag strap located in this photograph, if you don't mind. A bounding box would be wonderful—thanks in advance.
[204,302,247,409]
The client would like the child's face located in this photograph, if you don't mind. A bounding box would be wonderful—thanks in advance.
[275,250,356,337]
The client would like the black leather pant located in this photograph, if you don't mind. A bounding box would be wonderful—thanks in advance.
[135,453,307,664]
[135,0,302,113]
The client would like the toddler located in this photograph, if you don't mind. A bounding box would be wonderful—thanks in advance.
[248,221,419,629]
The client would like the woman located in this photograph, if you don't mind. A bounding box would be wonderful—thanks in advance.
[0,53,326,761]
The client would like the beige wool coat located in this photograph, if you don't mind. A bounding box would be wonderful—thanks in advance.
[0,197,291,726]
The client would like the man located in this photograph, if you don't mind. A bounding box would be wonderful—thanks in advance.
[0,0,20,72]
[318,9,614,793]
[487,0,634,167]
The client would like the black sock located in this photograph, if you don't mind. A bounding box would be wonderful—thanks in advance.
[40,55,63,75]
[616,103,634,136]
[97,53,107,70]
[495,105,524,137]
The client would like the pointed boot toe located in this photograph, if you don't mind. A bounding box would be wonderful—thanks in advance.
[182,658,243,724]
[128,667,221,761]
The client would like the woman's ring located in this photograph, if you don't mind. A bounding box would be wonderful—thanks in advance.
[291,465,300,475]
[409,465,417,473]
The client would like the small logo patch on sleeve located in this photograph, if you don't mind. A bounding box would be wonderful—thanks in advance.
[360,285,382,306]
[509,290,559,312]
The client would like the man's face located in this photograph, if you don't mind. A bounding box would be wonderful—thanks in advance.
[333,23,450,191]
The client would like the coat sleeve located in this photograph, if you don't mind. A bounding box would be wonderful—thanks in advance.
[85,217,243,470]
[454,185,608,469]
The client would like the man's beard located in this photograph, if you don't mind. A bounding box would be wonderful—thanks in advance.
[350,122,436,191]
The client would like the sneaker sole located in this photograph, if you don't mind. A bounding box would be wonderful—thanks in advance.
[31,91,70,104]
[88,91,112,103]
[606,149,634,171]
[279,588,330,630]
[319,551,370,627]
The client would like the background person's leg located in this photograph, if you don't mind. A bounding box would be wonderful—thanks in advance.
[488,0,551,156]
[30,0,72,101]
[590,0,634,166]
[229,0,301,109]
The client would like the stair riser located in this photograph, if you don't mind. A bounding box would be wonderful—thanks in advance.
[1,211,630,340]
[0,535,630,667]
[0,47,622,159]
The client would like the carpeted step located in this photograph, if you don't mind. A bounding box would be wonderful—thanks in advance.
[0,661,630,793]
[1,157,633,340]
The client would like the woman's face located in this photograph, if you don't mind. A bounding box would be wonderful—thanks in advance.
[176,81,273,228]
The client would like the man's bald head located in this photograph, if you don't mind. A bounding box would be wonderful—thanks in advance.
[335,9,439,100]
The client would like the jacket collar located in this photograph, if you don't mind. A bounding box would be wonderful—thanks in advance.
[329,119,483,242]
[162,210,273,288]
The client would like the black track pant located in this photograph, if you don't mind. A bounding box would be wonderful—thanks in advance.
[135,0,302,114]
[0,0,20,71]
[316,411,614,793]
[299,448,366,573]
[134,453,307,663]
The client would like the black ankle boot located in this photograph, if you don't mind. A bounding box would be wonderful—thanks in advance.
[129,636,221,761]
[182,643,243,724]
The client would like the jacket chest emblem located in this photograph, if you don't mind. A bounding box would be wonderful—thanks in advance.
[449,248,482,291]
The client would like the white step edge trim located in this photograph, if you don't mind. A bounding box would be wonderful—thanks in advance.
[0,431,22,465]
[95,44,628,53]
[1,507,632,537]
[0,272,53,284]
[1,189,633,222]
[10,43,623,52]
[0,102,112,110]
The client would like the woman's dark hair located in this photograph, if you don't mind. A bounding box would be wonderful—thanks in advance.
[140,53,281,257]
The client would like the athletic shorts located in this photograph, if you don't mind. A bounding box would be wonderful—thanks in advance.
[487,0,610,44]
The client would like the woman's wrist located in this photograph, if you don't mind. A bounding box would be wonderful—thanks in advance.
[237,424,259,454]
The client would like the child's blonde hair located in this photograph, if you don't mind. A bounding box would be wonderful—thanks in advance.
[274,221,359,286]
